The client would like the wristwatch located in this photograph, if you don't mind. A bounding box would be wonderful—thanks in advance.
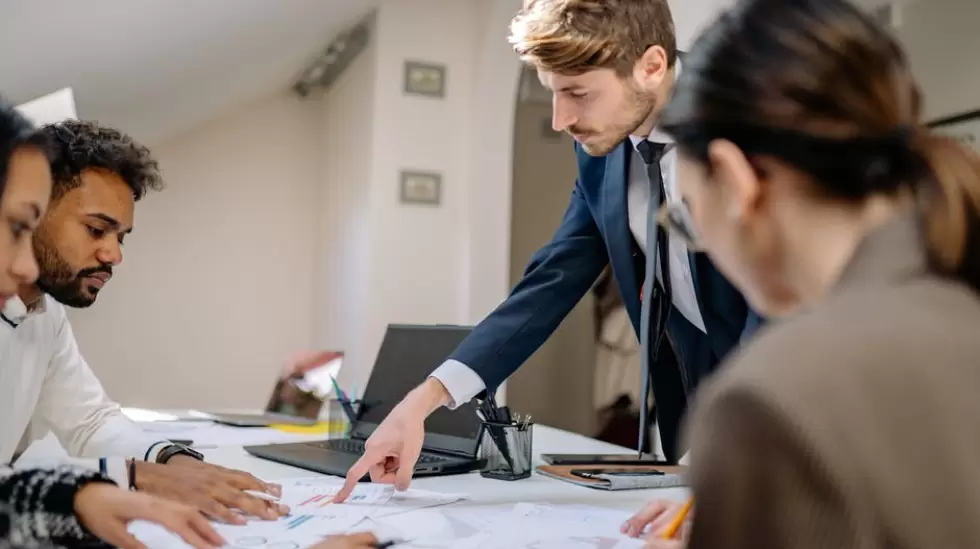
[156,443,204,464]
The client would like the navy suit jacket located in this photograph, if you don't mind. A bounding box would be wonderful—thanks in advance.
[450,141,762,444]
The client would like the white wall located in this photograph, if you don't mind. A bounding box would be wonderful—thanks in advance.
[895,0,980,120]
[673,0,735,49]
[360,0,483,377]
[71,92,322,409]
[315,25,377,387]
[318,0,498,392]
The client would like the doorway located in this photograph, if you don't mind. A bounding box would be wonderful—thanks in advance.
[503,67,597,436]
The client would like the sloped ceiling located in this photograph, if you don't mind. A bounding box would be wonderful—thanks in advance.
[0,0,378,144]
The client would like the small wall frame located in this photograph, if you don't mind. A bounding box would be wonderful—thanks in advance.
[399,170,442,206]
[404,61,447,98]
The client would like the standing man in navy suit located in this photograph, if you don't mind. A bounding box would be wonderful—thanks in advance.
[335,0,762,501]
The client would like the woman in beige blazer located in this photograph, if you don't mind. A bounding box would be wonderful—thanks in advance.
[634,0,980,547]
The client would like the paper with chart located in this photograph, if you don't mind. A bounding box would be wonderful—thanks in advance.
[279,477,465,517]
[129,475,647,549]
[283,481,394,508]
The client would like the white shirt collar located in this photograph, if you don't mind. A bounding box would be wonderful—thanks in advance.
[629,128,674,148]
[2,294,48,325]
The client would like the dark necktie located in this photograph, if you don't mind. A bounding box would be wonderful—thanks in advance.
[635,140,672,458]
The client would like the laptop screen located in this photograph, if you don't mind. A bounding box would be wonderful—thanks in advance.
[351,324,483,456]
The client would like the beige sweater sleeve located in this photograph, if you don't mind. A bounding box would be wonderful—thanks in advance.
[684,389,869,549]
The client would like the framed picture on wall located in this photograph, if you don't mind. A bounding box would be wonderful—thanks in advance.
[928,109,980,152]
[399,170,442,206]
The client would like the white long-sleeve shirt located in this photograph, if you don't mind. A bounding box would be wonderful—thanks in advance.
[0,295,166,480]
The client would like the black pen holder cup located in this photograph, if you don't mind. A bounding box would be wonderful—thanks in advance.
[479,421,534,481]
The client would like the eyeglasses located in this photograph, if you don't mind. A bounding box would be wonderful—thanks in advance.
[656,200,703,251]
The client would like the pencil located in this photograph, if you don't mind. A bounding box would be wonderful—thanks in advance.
[661,497,694,540]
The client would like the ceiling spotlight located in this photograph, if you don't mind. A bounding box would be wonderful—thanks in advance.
[292,12,373,99]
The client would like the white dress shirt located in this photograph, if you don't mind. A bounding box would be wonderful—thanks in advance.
[431,127,708,408]
[0,295,166,477]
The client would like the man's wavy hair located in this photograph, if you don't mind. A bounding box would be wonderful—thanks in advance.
[509,0,677,77]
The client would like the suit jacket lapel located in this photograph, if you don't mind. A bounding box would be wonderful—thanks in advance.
[602,142,641,325]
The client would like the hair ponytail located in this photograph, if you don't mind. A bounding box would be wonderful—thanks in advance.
[912,131,980,290]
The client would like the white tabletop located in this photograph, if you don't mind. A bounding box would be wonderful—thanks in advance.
[199,424,688,513]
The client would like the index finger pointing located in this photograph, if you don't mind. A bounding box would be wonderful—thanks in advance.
[332,457,372,502]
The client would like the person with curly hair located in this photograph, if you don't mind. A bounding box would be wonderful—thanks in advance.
[30,120,164,308]
[2,120,290,526]
[0,96,226,549]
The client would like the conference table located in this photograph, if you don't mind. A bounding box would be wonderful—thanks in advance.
[126,412,690,548]
[197,424,688,512]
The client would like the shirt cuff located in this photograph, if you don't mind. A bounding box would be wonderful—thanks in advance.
[104,457,130,488]
[429,360,486,409]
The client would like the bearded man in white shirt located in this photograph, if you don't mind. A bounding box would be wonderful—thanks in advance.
[1,120,288,524]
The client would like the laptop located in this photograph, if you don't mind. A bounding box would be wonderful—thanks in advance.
[190,354,346,427]
[244,324,484,478]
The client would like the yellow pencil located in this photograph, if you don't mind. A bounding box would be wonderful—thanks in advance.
[661,497,694,540]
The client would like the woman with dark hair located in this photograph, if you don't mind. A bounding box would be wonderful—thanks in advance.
[0,97,225,549]
[630,0,980,547]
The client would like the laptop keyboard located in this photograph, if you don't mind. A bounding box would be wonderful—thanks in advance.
[309,439,443,463]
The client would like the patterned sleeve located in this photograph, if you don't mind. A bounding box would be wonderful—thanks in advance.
[0,466,115,549]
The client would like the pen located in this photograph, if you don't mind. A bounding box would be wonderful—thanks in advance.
[661,497,694,540]
[329,374,348,400]
[329,375,357,422]
[373,539,404,548]
[244,490,280,502]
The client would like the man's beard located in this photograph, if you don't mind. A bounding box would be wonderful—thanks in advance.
[34,242,110,308]
[574,86,658,157]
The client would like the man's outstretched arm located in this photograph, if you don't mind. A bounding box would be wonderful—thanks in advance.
[431,179,610,407]
[337,177,610,500]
